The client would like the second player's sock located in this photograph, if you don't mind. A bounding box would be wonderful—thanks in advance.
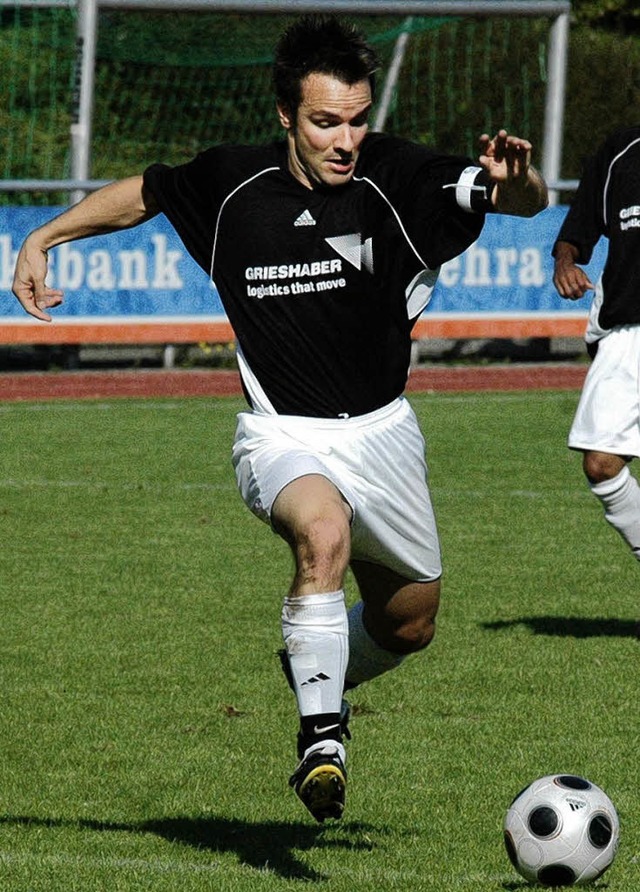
[590,465,640,561]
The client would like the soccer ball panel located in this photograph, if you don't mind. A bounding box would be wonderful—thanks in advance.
[589,813,613,848]
[538,864,576,886]
[529,805,560,838]
[504,774,619,887]
[556,775,592,791]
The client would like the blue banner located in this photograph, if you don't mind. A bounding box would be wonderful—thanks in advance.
[0,205,606,322]
[0,208,225,320]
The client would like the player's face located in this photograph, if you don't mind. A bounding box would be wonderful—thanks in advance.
[278,72,372,190]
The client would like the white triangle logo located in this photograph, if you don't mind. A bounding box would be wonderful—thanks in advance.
[325,233,374,273]
[294,209,316,226]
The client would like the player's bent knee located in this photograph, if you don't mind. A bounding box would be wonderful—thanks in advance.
[393,615,437,653]
[582,451,627,484]
[368,599,439,654]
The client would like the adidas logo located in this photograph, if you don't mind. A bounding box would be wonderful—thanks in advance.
[294,209,316,227]
[300,672,330,686]
[567,798,588,812]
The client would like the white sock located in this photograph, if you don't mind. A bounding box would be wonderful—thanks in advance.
[346,600,406,687]
[590,466,640,560]
[281,590,348,718]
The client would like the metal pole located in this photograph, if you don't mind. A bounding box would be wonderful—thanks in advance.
[374,17,413,132]
[8,0,571,7]
[542,11,569,206]
[70,0,98,205]
[96,0,570,12]
[0,179,111,191]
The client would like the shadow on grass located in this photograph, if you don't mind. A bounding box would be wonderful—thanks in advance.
[482,616,638,639]
[0,813,378,880]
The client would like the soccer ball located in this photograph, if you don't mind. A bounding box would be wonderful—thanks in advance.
[504,774,620,887]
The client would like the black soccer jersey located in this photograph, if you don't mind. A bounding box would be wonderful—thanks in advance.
[553,126,640,333]
[144,133,493,417]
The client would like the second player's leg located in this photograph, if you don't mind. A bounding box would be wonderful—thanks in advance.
[582,450,627,484]
[581,450,640,561]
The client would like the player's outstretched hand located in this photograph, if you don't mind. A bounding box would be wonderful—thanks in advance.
[12,237,64,322]
[479,129,547,216]
[479,129,532,183]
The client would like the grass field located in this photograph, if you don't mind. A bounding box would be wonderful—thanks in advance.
[0,390,636,891]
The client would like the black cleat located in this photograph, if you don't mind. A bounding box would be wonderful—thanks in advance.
[289,743,347,822]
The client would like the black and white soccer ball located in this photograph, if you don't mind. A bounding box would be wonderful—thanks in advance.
[504,774,620,887]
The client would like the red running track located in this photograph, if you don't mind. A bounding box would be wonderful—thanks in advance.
[0,364,587,402]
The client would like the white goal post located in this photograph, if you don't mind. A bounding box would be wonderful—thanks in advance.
[3,0,572,202]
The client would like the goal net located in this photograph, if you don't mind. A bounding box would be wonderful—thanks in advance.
[0,6,552,204]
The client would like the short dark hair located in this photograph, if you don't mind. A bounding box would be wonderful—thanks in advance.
[273,15,379,116]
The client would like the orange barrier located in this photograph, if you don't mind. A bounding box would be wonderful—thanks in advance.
[0,320,235,345]
[0,313,587,345]
[412,314,587,340]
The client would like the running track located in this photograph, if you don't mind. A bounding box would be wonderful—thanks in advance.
[0,363,587,402]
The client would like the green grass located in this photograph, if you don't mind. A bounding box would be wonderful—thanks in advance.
[0,390,636,891]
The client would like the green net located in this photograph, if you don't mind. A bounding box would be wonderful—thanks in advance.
[0,5,77,202]
[0,8,551,205]
[383,16,548,156]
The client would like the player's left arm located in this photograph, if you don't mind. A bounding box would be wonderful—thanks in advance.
[479,129,548,217]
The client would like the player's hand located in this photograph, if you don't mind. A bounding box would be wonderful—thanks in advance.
[552,241,594,300]
[12,238,64,321]
[479,129,532,182]
[553,259,595,300]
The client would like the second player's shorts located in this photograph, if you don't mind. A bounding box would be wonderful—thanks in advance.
[231,396,441,582]
[569,325,640,458]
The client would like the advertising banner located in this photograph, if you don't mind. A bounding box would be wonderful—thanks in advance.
[0,205,607,343]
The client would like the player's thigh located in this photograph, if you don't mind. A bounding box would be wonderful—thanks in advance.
[347,400,442,581]
[232,410,355,525]
[272,473,353,544]
[569,328,640,456]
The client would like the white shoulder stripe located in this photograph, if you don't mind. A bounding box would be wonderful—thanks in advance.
[603,137,640,227]
[210,166,280,280]
[353,174,430,268]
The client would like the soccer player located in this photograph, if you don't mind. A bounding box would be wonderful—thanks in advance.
[12,15,548,822]
[553,125,640,564]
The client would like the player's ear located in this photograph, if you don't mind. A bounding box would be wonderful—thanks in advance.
[277,102,294,131]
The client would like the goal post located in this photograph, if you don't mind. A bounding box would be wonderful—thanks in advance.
[0,0,571,202]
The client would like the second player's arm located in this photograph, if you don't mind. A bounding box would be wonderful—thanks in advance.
[12,176,159,321]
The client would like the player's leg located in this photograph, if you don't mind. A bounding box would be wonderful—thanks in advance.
[272,473,352,821]
[568,328,640,562]
[582,451,640,561]
[347,560,440,687]
[343,397,442,685]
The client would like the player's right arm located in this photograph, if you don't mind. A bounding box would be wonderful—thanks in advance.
[552,240,595,300]
[12,175,159,321]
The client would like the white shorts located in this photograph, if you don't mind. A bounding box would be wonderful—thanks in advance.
[231,397,441,582]
[569,325,640,457]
